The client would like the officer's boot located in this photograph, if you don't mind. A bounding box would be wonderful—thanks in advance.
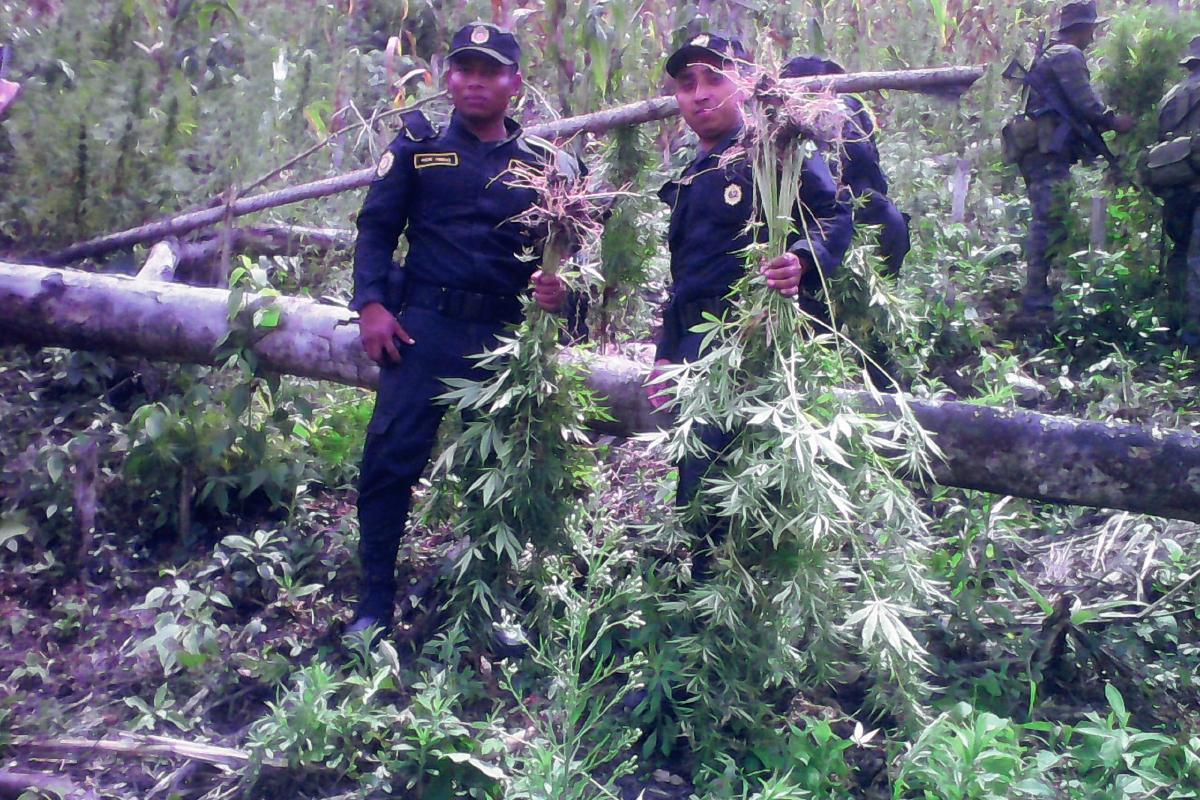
[349,567,396,635]
[348,532,398,635]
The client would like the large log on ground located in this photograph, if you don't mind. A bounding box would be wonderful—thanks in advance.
[41,66,985,266]
[8,262,1194,522]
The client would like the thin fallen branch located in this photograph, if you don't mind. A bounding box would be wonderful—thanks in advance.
[0,769,98,800]
[172,225,355,283]
[24,734,284,769]
[41,171,373,267]
[1132,567,1200,621]
[41,66,985,266]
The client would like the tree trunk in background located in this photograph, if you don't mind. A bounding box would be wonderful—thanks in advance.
[40,66,986,267]
[4,262,1200,522]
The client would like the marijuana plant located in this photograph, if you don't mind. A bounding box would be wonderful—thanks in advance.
[641,55,941,763]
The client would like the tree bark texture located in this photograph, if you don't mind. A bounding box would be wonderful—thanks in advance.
[41,66,985,266]
[3,262,1200,522]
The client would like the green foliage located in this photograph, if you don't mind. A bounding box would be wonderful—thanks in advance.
[123,375,311,532]
[499,513,647,800]
[129,573,233,676]
[248,636,504,796]
[894,704,1052,799]
[1100,8,1200,157]
[426,305,600,629]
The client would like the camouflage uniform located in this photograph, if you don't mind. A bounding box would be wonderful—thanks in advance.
[1154,45,1200,339]
[1014,3,1123,311]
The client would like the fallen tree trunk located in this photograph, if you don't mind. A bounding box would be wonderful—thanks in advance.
[41,65,985,267]
[3,262,1200,522]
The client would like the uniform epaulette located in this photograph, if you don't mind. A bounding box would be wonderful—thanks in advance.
[399,110,437,142]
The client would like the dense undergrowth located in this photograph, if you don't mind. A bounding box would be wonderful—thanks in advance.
[5,0,1200,798]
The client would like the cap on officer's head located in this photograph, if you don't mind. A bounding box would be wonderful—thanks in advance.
[665,32,751,79]
[448,23,521,68]
[1181,36,1200,68]
[780,54,845,79]
[1057,0,1107,33]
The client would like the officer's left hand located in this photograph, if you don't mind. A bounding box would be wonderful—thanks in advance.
[531,270,567,312]
[761,252,810,297]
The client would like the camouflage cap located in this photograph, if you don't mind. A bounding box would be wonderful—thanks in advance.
[1182,36,1200,67]
[1057,0,1107,32]
[665,33,751,78]
[780,54,846,79]
[448,23,521,67]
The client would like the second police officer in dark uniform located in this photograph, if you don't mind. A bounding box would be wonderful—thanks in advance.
[781,54,911,277]
[349,23,583,634]
[654,34,854,579]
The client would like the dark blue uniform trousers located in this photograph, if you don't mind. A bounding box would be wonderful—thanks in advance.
[356,306,510,618]
[668,329,737,581]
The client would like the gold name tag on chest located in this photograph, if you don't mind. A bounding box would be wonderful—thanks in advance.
[414,153,460,169]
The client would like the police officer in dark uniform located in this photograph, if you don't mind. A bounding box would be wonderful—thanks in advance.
[349,23,581,634]
[1009,0,1133,313]
[653,33,854,578]
[781,54,910,277]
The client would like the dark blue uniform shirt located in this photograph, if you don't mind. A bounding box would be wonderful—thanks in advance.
[657,124,853,306]
[839,95,889,198]
[352,113,577,311]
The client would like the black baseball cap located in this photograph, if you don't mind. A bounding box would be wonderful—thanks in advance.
[448,23,521,67]
[665,33,751,78]
[780,54,846,78]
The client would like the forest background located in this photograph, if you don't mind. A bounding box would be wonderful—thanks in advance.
[5,0,1200,798]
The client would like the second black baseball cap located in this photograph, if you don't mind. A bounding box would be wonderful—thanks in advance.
[448,23,521,67]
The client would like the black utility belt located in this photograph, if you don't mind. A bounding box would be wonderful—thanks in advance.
[403,282,523,325]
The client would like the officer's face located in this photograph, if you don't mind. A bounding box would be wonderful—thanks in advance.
[447,53,522,124]
[1064,23,1098,50]
[673,58,744,147]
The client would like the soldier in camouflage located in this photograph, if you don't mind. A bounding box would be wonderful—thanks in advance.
[1154,37,1200,343]
[1012,0,1133,313]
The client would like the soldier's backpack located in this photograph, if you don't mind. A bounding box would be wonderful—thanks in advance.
[1138,133,1200,194]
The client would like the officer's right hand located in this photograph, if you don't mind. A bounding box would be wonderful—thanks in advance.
[359,302,414,365]
[1112,114,1135,135]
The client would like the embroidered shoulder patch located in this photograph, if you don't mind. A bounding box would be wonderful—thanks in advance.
[414,152,460,169]
[724,183,743,205]
[375,151,395,179]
